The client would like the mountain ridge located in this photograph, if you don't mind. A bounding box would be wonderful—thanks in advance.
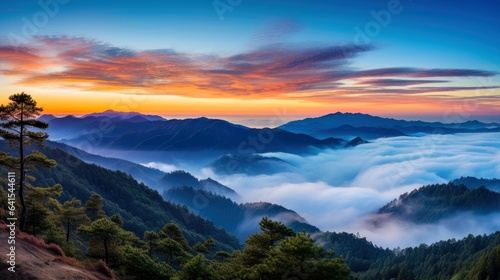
[279,112,500,140]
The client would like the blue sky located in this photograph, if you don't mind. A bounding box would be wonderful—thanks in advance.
[0,0,499,122]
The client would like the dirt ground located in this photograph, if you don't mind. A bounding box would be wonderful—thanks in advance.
[0,224,113,280]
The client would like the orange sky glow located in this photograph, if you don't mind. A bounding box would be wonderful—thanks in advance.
[0,37,499,125]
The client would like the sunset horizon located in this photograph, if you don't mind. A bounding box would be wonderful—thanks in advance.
[1,0,499,123]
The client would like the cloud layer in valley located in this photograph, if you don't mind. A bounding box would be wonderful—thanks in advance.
[200,132,500,248]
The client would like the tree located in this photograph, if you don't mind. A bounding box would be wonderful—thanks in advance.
[78,218,120,264]
[58,198,90,242]
[144,230,161,257]
[254,231,350,280]
[174,254,214,280]
[466,245,500,280]
[25,184,62,237]
[204,236,216,252]
[160,223,190,251]
[119,245,174,280]
[0,92,55,231]
[214,218,351,280]
[156,237,192,265]
[193,242,209,253]
[85,194,106,221]
[110,213,124,227]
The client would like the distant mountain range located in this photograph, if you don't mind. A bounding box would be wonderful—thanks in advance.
[43,141,242,200]
[41,112,351,155]
[208,154,296,175]
[44,140,165,188]
[279,112,500,140]
[83,109,166,121]
[157,170,240,200]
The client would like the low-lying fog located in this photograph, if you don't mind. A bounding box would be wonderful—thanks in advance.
[193,132,500,248]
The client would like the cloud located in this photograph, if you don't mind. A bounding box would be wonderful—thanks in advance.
[201,132,500,248]
[250,18,303,46]
[357,79,450,86]
[141,162,178,173]
[355,212,500,248]
[347,67,498,78]
[0,36,498,103]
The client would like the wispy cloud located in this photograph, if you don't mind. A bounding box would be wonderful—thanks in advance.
[0,36,498,102]
[250,18,303,46]
[357,79,450,86]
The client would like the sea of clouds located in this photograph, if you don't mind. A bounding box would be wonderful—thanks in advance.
[199,132,500,248]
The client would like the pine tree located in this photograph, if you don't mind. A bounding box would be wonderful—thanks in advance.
[78,217,121,264]
[0,92,56,231]
[85,193,106,221]
[144,230,161,257]
[174,254,214,280]
[25,184,62,237]
[58,198,90,242]
[160,223,190,251]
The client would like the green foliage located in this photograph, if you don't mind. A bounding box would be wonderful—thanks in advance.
[160,223,191,251]
[255,232,351,280]
[0,92,55,231]
[193,241,209,253]
[379,182,500,223]
[144,230,161,257]
[156,237,192,265]
[174,254,214,280]
[110,213,124,227]
[78,217,122,264]
[21,146,241,251]
[316,231,393,273]
[213,218,351,280]
[355,232,500,280]
[118,245,174,280]
[56,198,90,242]
[85,194,106,221]
[25,184,62,237]
[465,245,500,280]
[164,186,320,239]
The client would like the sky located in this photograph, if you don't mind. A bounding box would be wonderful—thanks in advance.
[0,0,499,125]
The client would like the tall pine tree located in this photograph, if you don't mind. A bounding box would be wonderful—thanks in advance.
[0,92,55,231]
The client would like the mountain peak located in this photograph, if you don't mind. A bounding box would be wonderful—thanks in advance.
[83,110,165,121]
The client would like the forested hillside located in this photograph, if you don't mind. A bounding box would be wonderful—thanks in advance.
[378,182,500,223]
[0,141,240,251]
[164,186,319,239]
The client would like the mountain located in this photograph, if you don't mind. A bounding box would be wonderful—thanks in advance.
[317,125,406,140]
[279,112,500,140]
[377,182,500,223]
[157,170,240,200]
[452,176,500,192]
[0,141,241,251]
[208,154,296,175]
[37,114,57,122]
[346,136,368,147]
[44,115,348,155]
[163,186,319,240]
[352,231,500,280]
[315,231,393,273]
[83,109,166,121]
[44,141,165,188]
